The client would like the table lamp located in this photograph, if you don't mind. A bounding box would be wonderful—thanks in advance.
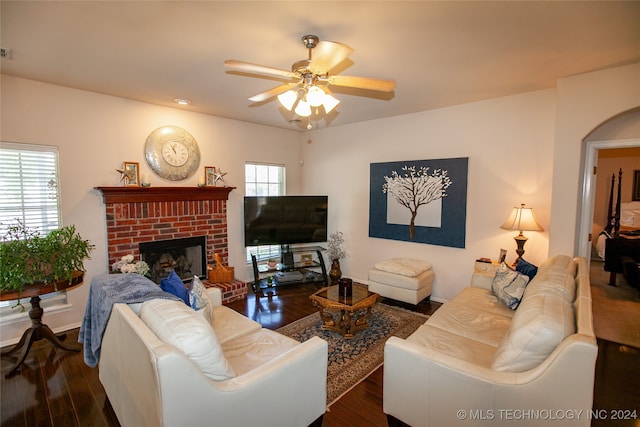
[500,203,543,264]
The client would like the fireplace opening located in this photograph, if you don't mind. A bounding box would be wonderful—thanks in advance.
[139,236,207,283]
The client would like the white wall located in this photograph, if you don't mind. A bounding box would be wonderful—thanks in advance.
[301,90,556,301]
[549,63,640,256]
[0,75,302,345]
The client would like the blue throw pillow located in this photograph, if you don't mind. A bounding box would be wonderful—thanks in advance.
[160,271,189,305]
[516,258,538,280]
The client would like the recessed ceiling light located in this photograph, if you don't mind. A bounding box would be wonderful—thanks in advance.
[174,98,190,105]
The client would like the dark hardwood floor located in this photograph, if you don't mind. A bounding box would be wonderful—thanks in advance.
[1,282,639,426]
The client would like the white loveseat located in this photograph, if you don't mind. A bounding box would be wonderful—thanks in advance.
[99,286,328,427]
[384,256,597,427]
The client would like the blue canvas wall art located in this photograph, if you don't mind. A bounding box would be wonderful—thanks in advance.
[369,157,468,248]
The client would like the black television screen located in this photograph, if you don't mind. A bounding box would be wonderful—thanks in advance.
[244,196,328,246]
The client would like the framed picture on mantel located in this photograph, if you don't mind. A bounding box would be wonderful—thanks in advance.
[123,161,140,187]
[205,166,216,186]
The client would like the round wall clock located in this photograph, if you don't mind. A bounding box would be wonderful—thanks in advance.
[144,126,201,181]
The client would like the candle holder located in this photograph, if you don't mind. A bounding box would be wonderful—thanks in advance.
[338,277,352,298]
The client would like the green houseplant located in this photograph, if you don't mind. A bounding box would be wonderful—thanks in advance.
[0,220,94,302]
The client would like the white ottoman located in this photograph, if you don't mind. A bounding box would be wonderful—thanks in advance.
[368,258,434,305]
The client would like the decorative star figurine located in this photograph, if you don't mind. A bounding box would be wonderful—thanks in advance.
[116,168,135,184]
[213,167,227,187]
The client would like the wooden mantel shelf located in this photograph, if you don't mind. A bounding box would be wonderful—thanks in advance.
[95,186,235,204]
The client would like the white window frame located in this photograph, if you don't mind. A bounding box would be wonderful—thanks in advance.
[0,142,67,321]
[245,162,286,263]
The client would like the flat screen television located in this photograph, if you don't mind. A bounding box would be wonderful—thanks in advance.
[244,196,328,246]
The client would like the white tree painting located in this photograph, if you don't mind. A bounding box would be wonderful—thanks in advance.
[382,166,452,239]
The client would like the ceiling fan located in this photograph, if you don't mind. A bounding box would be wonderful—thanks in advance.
[224,35,395,126]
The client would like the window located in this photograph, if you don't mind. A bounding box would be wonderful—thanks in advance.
[245,163,285,197]
[0,142,65,315]
[245,163,285,262]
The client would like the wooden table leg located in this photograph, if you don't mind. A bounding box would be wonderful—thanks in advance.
[2,296,80,378]
[608,271,617,286]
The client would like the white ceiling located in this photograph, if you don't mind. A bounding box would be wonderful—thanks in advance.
[2,1,639,131]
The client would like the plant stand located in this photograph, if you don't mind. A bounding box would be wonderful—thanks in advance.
[2,295,80,377]
[0,272,84,378]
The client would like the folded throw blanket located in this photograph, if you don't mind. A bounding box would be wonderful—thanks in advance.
[78,273,181,367]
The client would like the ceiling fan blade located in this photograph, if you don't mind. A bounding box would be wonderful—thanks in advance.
[329,75,395,92]
[248,83,299,103]
[224,60,297,80]
[309,41,353,74]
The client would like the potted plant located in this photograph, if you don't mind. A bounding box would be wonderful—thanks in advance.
[0,220,94,305]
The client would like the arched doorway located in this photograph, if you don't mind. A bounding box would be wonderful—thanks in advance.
[578,108,640,260]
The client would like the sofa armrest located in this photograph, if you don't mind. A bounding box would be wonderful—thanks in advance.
[205,286,223,307]
[471,261,499,290]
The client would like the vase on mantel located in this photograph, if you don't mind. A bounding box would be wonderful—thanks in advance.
[329,259,342,285]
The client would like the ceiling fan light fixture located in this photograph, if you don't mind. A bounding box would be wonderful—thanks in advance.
[294,99,312,117]
[321,93,340,113]
[306,85,325,107]
[277,90,298,111]
[226,34,394,126]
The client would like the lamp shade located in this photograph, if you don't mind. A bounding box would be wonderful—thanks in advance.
[306,86,326,107]
[294,99,312,117]
[321,93,340,113]
[501,204,544,232]
[277,90,298,111]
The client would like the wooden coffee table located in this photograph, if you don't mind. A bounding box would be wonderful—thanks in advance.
[309,283,379,339]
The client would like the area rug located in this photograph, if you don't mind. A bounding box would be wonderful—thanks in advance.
[590,260,640,348]
[277,303,429,407]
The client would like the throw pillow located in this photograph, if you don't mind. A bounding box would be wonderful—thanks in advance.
[140,298,236,381]
[491,292,575,372]
[516,258,538,280]
[189,275,212,323]
[188,275,209,310]
[160,271,189,305]
[491,263,530,309]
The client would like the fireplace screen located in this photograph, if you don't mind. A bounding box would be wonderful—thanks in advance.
[139,236,207,283]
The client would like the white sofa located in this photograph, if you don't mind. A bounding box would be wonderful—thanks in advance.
[384,255,597,427]
[99,286,328,427]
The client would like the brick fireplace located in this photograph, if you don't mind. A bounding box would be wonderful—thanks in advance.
[96,186,234,274]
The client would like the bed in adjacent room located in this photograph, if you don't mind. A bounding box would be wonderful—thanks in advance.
[597,170,640,287]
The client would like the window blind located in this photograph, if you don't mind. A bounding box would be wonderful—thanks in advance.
[0,142,60,235]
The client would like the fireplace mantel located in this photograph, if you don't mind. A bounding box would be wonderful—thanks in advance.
[95,186,235,204]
